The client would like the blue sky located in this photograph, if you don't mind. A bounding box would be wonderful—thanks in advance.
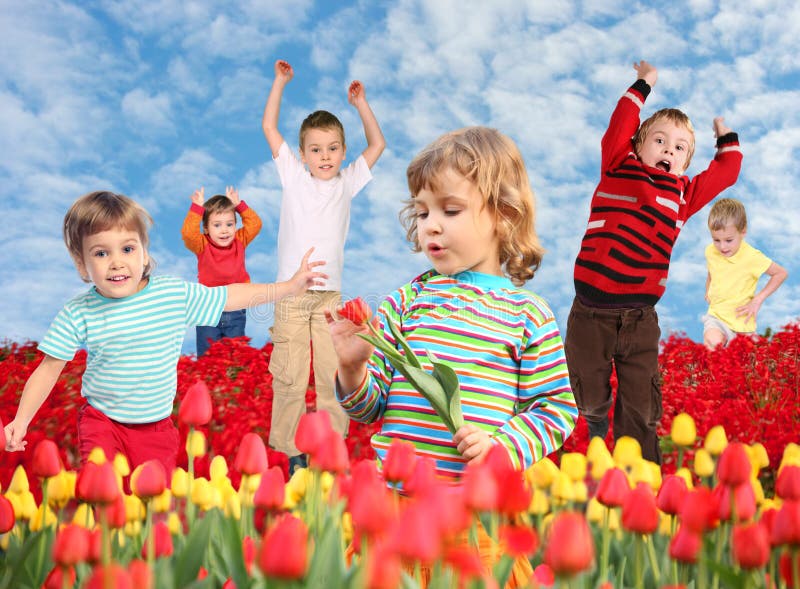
[1,0,798,354]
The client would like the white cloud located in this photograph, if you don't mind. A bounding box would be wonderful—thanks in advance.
[122,88,175,135]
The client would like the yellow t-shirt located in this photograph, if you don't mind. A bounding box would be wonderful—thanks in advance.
[706,241,772,333]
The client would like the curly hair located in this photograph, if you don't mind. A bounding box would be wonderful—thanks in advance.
[63,191,154,282]
[400,126,543,286]
[633,108,696,171]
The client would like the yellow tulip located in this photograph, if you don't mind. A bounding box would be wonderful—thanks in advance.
[586,436,612,466]
[208,486,223,511]
[670,413,697,447]
[658,512,673,536]
[171,467,189,498]
[573,480,588,503]
[285,468,309,505]
[675,468,694,489]
[779,455,800,475]
[167,512,183,535]
[87,447,108,464]
[4,492,23,520]
[550,471,575,505]
[124,520,142,538]
[29,505,57,531]
[525,457,559,489]
[590,448,616,481]
[629,459,654,489]
[152,489,172,513]
[613,436,642,469]
[209,455,228,482]
[341,511,353,544]
[124,494,145,522]
[72,503,96,528]
[186,430,207,458]
[8,466,30,494]
[783,443,800,463]
[528,488,550,515]
[225,492,241,520]
[560,453,587,482]
[749,443,770,471]
[585,498,607,524]
[112,453,130,477]
[703,425,728,456]
[693,448,716,478]
[761,498,781,512]
[320,472,335,496]
[18,491,38,521]
[191,477,214,510]
[46,470,72,509]
[751,477,765,505]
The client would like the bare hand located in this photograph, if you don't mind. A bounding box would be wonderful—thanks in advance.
[735,299,761,324]
[191,187,205,206]
[348,80,366,107]
[325,309,376,370]
[4,420,28,452]
[633,60,657,87]
[225,186,240,206]
[453,423,492,464]
[275,59,294,83]
[286,248,327,296]
[713,117,732,138]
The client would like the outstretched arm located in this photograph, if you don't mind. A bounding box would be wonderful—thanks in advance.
[736,262,788,323]
[633,59,657,87]
[224,248,327,311]
[348,81,385,169]
[4,355,67,451]
[262,60,293,158]
[182,187,206,254]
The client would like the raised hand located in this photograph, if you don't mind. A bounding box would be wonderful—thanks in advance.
[713,117,732,138]
[348,80,366,107]
[633,60,658,87]
[275,59,294,83]
[286,247,327,297]
[191,187,205,206]
[225,185,240,206]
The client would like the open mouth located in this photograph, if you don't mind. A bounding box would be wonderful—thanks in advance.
[656,160,671,173]
[108,275,129,283]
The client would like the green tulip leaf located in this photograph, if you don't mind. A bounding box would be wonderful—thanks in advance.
[384,317,422,368]
[428,351,464,431]
[174,508,217,588]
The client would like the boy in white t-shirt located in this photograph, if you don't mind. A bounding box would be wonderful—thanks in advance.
[262,59,385,472]
[703,198,787,350]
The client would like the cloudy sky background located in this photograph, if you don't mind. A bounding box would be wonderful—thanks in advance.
[1,0,798,354]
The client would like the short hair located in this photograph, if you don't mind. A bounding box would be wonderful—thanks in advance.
[63,191,154,282]
[299,110,345,149]
[633,108,696,171]
[708,198,747,232]
[401,126,544,286]
[202,194,237,230]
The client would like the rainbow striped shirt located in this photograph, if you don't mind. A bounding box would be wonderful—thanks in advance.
[338,270,577,479]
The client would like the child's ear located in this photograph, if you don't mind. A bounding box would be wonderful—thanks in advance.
[73,257,90,282]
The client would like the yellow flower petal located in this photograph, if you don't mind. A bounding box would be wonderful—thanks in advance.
[693,448,716,478]
[670,413,697,447]
[703,425,728,456]
[560,453,587,482]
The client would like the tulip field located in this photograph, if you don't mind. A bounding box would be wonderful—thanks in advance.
[0,322,799,588]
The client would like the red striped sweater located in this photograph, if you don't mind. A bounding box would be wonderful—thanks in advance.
[574,79,742,306]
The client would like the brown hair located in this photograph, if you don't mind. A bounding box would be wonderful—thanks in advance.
[401,126,544,286]
[633,108,696,171]
[202,194,237,230]
[708,198,747,232]
[299,110,345,149]
[63,191,154,282]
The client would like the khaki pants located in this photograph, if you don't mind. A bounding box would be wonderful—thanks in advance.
[268,291,349,456]
[565,297,663,463]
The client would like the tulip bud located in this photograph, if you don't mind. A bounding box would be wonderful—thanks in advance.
[127,559,153,589]
[703,425,728,456]
[141,521,173,558]
[131,460,167,500]
[32,440,62,479]
[76,461,120,504]
[621,483,659,534]
[85,563,134,589]
[43,566,76,589]
[209,455,229,482]
[259,514,309,579]
[382,439,417,484]
[170,467,189,498]
[254,466,286,512]
[656,474,687,516]
[543,511,595,576]
[8,465,30,494]
[669,525,702,563]
[670,413,696,447]
[53,523,90,566]
[526,457,559,489]
[0,495,15,534]
[294,411,334,457]
[732,522,770,569]
[612,436,642,469]
[595,467,630,508]
[777,465,800,500]
[500,524,539,556]
[693,449,715,478]
[717,442,751,487]
[339,297,372,324]
[178,381,213,426]
[185,430,207,458]
[560,453,587,482]
[234,433,269,475]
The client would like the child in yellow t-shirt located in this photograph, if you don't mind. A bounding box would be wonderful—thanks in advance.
[703,198,788,350]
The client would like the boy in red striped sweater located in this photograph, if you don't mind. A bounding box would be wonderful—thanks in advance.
[565,60,742,463]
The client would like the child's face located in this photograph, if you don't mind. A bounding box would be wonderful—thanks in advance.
[300,128,346,180]
[206,210,237,248]
[711,223,745,257]
[637,119,693,176]
[76,228,149,299]
[413,168,501,277]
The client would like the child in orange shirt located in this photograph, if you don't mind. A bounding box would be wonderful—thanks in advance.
[181,186,262,356]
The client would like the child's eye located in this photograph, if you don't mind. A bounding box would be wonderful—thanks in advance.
[94,250,107,258]
[676,145,685,151]
[445,209,461,216]
[415,211,429,220]
[123,245,134,254]
[311,148,319,153]
[330,146,338,152]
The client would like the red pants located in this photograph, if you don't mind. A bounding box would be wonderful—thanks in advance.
[77,404,179,474]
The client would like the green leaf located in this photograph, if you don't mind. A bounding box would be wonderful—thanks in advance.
[305,514,346,588]
[429,351,464,431]
[384,318,422,368]
[492,554,515,589]
[209,515,250,589]
[393,362,457,434]
[173,508,218,588]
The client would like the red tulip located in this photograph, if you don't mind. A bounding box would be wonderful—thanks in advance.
[388,500,443,565]
[178,380,213,426]
[76,461,120,504]
[99,494,127,530]
[760,507,780,547]
[131,459,167,499]
[85,564,133,589]
[242,535,256,574]
[127,559,153,589]
[222,579,236,589]
[403,456,439,497]
[234,433,268,475]
[596,467,630,508]
[294,411,334,457]
[544,511,595,576]
[382,438,417,484]
[717,442,751,487]
[714,480,756,522]
[669,525,702,564]
[254,466,285,512]
[443,546,484,581]
[53,524,90,566]
[141,521,173,559]
[777,465,800,501]
[43,566,76,589]
[463,461,499,512]
[496,467,532,517]
[0,495,14,534]
[780,550,800,586]
[259,514,308,580]
[732,522,770,569]
[339,297,371,325]
[87,529,102,565]
[365,540,403,589]
[312,428,349,474]
[533,564,555,586]
[622,483,659,534]
[771,500,800,546]
[500,524,539,556]
[348,464,396,539]
[32,439,62,478]
[679,486,718,533]
[657,474,688,516]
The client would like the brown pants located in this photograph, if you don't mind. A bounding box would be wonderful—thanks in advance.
[564,297,663,463]
[268,291,349,456]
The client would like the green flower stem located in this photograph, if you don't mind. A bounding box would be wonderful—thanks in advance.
[645,534,661,584]
[99,505,110,566]
[711,521,726,589]
[793,547,800,589]
[187,426,196,528]
[35,476,50,580]
[145,500,155,572]
[634,534,644,588]
[599,507,611,582]
[677,447,685,470]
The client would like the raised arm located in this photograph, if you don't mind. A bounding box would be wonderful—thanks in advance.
[224,248,327,311]
[348,81,385,169]
[262,60,293,158]
[4,355,67,451]
[181,187,206,254]
[633,59,658,88]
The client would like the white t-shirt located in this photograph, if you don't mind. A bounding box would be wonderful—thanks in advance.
[274,141,372,291]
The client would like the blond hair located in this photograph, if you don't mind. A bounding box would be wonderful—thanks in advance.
[633,108,696,171]
[401,126,543,286]
[64,191,154,282]
[708,197,747,232]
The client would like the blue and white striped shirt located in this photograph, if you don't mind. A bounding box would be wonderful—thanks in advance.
[39,275,226,423]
